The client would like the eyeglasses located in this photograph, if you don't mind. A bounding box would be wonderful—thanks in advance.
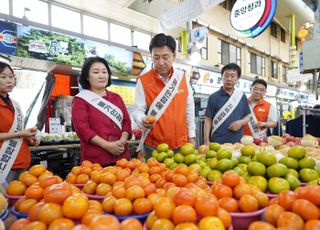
[252,87,265,92]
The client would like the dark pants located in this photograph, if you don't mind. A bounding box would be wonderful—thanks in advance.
[144,144,155,159]
[6,168,27,183]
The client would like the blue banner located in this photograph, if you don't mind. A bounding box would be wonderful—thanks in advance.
[17,25,85,66]
[0,21,17,55]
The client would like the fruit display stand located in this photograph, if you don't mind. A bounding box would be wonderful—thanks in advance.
[29,144,80,179]
[0,191,10,229]
[6,164,146,229]
[230,208,266,230]
[295,106,320,136]
[5,133,320,229]
[29,140,140,178]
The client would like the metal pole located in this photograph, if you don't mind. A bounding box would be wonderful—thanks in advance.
[315,69,319,100]
[302,108,306,136]
[277,110,281,135]
[313,0,320,39]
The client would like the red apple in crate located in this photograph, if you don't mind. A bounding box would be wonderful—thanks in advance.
[287,136,295,142]
[259,141,267,146]
[317,138,320,145]
[286,141,295,147]
[284,134,295,143]
[294,137,301,145]
[253,138,262,145]
[263,136,268,142]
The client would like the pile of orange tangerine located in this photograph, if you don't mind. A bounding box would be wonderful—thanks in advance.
[5,157,320,230]
[249,185,320,230]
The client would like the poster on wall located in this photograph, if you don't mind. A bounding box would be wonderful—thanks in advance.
[85,40,134,75]
[131,52,146,75]
[0,21,17,55]
[277,88,299,100]
[108,80,135,105]
[190,68,221,95]
[16,25,85,66]
[266,84,277,97]
[139,55,152,76]
[197,68,222,87]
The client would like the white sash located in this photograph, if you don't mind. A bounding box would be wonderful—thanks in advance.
[211,89,244,135]
[137,69,184,151]
[248,103,267,139]
[0,99,24,184]
[76,90,123,129]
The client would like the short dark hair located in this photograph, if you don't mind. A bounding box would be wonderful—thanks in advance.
[149,33,176,53]
[221,63,241,78]
[79,57,112,90]
[252,78,267,89]
[0,61,14,75]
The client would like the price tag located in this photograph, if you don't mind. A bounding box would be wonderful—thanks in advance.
[49,118,61,134]
[40,160,47,167]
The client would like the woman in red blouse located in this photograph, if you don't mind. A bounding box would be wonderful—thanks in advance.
[72,57,132,166]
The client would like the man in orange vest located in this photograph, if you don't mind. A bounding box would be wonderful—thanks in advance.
[132,33,196,157]
[244,79,277,139]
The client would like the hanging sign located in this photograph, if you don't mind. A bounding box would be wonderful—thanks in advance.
[0,21,17,55]
[17,25,85,66]
[230,0,266,31]
[277,88,299,100]
[131,52,146,75]
[230,0,277,38]
[266,84,277,97]
[84,40,135,75]
[235,78,252,93]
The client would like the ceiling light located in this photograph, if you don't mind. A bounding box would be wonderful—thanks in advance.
[111,76,119,79]
[189,46,201,65]
[304,22,313,29]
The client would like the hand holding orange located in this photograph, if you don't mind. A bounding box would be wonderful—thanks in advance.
[145,115,156,124]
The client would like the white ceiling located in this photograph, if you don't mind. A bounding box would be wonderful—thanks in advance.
[53,0,166,33]
[10,0,315,73]
[52,0,314,36]
[128,0,177,18]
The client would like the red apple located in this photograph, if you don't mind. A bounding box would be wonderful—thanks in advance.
[253,138,262,145]
[286,141,295,147]
[282,137,287,144]
[285,135,295,142]
[259,141,267,146]
[283,133,290,138]
[294,137,301,145]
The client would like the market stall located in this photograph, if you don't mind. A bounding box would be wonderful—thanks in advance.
[2,135,320,229]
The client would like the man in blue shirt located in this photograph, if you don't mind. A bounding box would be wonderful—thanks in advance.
[204,63,250,144]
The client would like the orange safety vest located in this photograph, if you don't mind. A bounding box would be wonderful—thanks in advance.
[243,99,271,136]
[139,69,189,149]
[0,98,31,169]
